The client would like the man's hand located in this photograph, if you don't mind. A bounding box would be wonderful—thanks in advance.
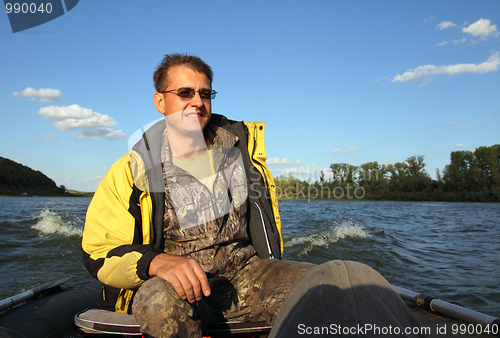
[148,253,211,303]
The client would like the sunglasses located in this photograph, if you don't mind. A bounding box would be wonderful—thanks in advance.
[160,87,217,100]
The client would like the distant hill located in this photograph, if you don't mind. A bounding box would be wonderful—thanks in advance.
[0,156,67,196]
[65,189,94,197]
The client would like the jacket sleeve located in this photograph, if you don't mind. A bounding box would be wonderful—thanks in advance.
[82,153,163,290]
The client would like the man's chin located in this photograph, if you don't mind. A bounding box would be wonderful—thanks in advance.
[194,116,210,130]
[180,121,208,138]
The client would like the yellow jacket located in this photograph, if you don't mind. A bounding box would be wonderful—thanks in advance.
[82,115,282,312]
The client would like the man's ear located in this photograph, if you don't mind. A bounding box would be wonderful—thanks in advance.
[153,92,165,115]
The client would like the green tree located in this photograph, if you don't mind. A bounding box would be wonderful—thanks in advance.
[443,150,477,193]
[474,145,500,191]
[405,155,432,192]
[387,162,408,192]
[358,161,389,195]
[330,163,357,187]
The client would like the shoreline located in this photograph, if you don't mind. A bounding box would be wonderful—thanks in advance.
[0,190,94,198]
[277,197,500,203]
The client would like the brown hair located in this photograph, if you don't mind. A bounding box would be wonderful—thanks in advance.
[153,53,213,92]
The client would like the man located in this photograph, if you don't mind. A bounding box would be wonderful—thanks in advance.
[82,53,314,337]
[82,54,425,338]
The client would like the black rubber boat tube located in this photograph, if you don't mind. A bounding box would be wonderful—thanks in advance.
[0,276,73,312]
[393,285,500,327]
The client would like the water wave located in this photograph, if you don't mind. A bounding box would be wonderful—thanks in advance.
[31,208,83,237]
[284,220,371,256]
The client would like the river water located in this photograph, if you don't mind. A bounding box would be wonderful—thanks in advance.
[0,197,498,318]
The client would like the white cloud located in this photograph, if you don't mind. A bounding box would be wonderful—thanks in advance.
[421,16,436,24]
[84,176,104,182]
[13,87,63,102]
[38,104,126,140]
[435,40,449,47]
[463,18,498,39]
[436,38,467,46]
[455,144,467,147]
[32,133,56,142]
[452,38,467,45]
[38,105,117,130]
[75,128,126,140]
[328,146,362,154]
[446,121,454,125]
[392,51,500,85]
[62,175,79,183]
[437,21,457,30]
[267,157,301,166]
[14,158,22,163]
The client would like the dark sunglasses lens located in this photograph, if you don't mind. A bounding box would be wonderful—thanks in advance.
[177,88,195,98]
[199,90,212,99]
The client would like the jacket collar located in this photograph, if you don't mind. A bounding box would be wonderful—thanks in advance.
[132,114,238,158]
[152,116,239,179]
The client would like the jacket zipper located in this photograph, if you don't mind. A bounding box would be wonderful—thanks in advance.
[254,202,274,259]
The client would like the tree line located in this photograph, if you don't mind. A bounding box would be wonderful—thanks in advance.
[0,156,66,196]
[273,144,500,202]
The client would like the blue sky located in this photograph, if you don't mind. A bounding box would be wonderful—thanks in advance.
[1,0,499,192]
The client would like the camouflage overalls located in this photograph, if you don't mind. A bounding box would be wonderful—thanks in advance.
[132,124,314,338]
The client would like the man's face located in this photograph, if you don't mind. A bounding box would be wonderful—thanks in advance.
[155,66,212,138]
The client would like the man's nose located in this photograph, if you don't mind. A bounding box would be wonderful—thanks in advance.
[189,92,204,107]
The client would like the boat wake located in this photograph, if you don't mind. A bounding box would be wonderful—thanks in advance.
[284,220,371,257]
[31,208,84,237]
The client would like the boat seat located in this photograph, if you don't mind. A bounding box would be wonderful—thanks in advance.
[74,308,272,336]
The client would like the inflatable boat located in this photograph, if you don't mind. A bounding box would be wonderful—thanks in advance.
[0,277,498,338]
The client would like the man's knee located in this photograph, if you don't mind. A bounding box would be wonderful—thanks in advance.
[132,277,180,313]
[132,277,201,338]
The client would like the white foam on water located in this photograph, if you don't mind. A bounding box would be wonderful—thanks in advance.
[284,220,371,256]
[31,208,83,237]
[333,222,371,241]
